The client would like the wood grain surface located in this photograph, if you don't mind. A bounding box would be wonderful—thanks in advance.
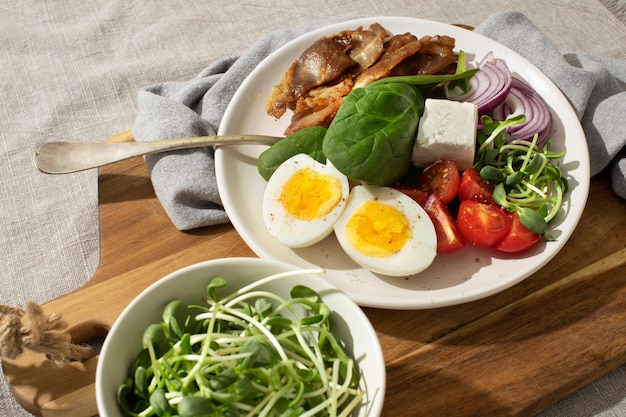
[3,131,626,417]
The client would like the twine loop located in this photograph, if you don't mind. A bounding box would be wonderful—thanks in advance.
[0,302,91,366]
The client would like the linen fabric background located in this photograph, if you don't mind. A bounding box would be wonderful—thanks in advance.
[1,1,625,416]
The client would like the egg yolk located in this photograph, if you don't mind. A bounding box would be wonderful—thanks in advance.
[344,200,411,257]
[280,168,343,220]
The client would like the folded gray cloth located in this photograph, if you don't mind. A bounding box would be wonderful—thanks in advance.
[133,11,626,230]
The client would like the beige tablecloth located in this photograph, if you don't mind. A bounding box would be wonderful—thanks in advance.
[1,1,625,416]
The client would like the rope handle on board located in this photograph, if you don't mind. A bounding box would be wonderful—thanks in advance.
[0,302,92,366]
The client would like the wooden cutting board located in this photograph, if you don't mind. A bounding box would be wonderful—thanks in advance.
[3,131,626,417]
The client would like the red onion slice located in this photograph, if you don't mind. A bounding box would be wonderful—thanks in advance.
[492,77,553,146]
[447,52,512,114]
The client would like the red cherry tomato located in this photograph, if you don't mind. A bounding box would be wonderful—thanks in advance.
[496,212,541,253]
[416,160,461,205]
[457,200,511,247]
[458,167,495,204]
[392,185,429,207]
[423,194,465,254]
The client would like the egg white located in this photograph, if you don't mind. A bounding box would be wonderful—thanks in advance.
[333,185,437,276]
[262,153,350,248]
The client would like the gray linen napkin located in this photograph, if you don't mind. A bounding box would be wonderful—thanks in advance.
[133,11,626,231]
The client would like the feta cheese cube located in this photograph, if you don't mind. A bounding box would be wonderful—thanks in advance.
[412,99,478,171]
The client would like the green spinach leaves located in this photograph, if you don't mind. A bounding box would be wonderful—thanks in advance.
[257,125,327,181]
[323,82,423,185]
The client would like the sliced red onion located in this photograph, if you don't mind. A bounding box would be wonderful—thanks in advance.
[446,52,512,114]
[492,77,553,146]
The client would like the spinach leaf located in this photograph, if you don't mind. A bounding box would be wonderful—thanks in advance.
[257,125,327,181]
[322,82,424,185]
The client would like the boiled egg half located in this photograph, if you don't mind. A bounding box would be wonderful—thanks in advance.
[334,185,437,276]
[262,153,350,248]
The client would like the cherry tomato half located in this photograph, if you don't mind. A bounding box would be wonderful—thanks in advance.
[392,185,429,207]
[496,211,541,253]
[457,200,511,247]
[416,160,461,205]
[458,167,495,204]
[423,194,465,254]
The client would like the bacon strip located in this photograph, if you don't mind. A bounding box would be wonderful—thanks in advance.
[266,61,297,119]
[266,24,458,135]
[291,33,356,97]
[390,35,457,76]
[266,24,387,120]
[353,32,423,89]
[286,79,353,135]
[346,23,388,70]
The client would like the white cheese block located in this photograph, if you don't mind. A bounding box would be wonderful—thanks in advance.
[412,98,478,171]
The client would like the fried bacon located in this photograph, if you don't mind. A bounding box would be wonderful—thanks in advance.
[266,33,354,120]
[286,79,353,135]
[291,34,355,97]
[353,32,423,88]
[266,24,388,120]
[266,61,297,119]
[389,35,457,76]
[266,24,458,135]
[346,23,389,70]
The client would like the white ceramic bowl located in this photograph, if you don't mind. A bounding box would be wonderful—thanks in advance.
[96,257,385,417]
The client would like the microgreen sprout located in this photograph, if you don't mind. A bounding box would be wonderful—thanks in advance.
[116,269,365,417]
[474,115,569,237]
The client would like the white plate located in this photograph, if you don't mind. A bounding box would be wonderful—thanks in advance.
[215,16,589,309]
